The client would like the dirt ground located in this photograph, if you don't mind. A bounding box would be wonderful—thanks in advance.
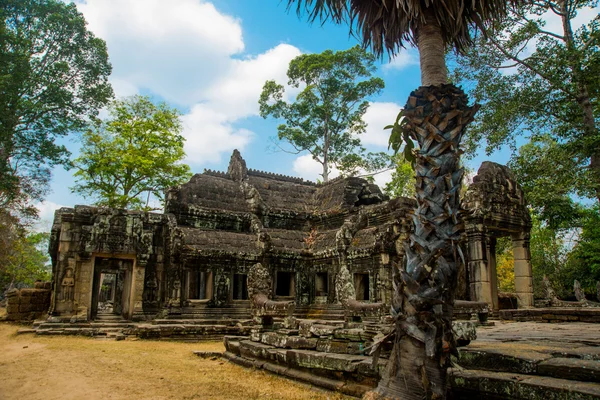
[0,322,347,400]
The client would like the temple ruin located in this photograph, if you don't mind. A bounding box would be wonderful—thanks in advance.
[47,151,533,324]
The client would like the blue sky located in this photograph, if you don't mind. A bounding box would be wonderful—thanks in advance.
[36,0,597,228]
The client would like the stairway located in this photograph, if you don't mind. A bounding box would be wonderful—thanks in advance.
[450,339,600,399]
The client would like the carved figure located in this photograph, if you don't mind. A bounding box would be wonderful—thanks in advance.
[542,275,558,304]
[61,267,75,301]
[144,272,158,303]
[574,280,585,302]
[247,263,294,321]
[172,278,181,300]
[215,274,229,306]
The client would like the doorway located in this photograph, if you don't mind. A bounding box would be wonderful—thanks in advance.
[91,258,133,320]
[354,273,370,301]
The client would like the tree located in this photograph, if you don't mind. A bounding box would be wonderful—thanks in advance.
[72,96,192,211]
[454,0,600,214]
[383,155,416,199]
[259,46,385,182]
[0,0,113,217]
[0,211,50,295]
[288,1,517,398]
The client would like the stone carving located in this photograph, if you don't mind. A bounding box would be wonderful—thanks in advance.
[543,275,559,305]
[574,280,585,302]
[61,267,75,302]
[144,272,158,303]
[247,263,294,322]
[214,274,229,307]
[227,149,248,182]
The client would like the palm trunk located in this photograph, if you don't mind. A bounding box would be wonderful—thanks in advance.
[369,16,478,400]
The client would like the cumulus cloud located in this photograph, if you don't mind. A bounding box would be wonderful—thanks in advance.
[362,102,403,147]
[292,154,340,182]
[34,201,66,232]
[383,49,419,71]
[77,0,244,104]
[76,0,301,166]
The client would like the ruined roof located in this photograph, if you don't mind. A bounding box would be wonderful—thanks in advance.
[463,161,531,231]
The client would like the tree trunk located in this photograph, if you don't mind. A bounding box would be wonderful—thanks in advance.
[416,12,448,86]
[559,0,600,204]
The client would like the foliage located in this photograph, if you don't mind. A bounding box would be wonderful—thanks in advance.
[529,215,570,298]
[288,0,519,57]
[453,0,600,223]
[0,211,50,295]
[0,0,113,217]
[494,237,515,293]
[259,46,385,182]
[562,208,600,297]
[72,96,192,210]
[384,155,416,198]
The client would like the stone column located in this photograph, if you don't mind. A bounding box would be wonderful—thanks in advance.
[467,228,493,307]
[486,237,499,312]
[512,232,534,308]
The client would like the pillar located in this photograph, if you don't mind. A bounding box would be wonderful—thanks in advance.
[512,232,534,308]
[486,237,499,312]
[467,228,494,307]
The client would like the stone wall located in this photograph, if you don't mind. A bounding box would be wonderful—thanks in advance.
[6,282,51,321]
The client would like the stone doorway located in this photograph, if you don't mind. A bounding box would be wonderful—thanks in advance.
[275,271,295,297]
[91,258,133,320]
[187,270,214,300]
[354,273,370,301]
[232,273,248,300]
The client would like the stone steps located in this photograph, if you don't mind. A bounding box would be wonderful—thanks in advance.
[453,338,600,399]
[449,368,600,399]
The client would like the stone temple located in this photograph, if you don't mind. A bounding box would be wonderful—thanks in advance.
[47,150,534,323]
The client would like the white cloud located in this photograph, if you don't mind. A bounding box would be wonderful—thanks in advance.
[362,102,403,147]
[181,105,254,164]
[34,201,66,232]
[204,44,301,119]
[292,154,340,182]
[182,44,301,165]
[383,49,419,71]
[78,0,244,104]
[76,0,302,166]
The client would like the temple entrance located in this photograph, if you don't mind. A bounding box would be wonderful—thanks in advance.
[232,273,248,300]
[354,273,370,301]
[187,270,213,300]
[275,271,295,297]
[91,258,133,320]
[315,272,328,297]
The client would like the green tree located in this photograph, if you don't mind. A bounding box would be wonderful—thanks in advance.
[288,1,517,398]
[0,0,113,217]
[71,96,192,210]
[0,211,50,294]
[384,155,416,198]
[454,0,600,215]
[259,46,385,182]
[562,208,600,296]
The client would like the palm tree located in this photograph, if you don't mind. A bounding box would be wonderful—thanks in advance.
[287,1,518,399]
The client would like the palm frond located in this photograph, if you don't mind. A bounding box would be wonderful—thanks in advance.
[288,0,521,57]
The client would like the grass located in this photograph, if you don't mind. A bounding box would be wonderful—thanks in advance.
[0,321,349,400]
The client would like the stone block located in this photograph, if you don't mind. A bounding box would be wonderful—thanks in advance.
[7,304,19,314]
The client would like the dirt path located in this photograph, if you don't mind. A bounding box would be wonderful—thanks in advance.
[0,323,346,400]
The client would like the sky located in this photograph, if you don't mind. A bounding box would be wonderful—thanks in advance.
[35,0,600,229]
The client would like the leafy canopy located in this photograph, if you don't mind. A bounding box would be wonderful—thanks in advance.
[0,0,113,217]
[453,0,600,225]
[259,45,385,182]
[72,96,192,211]
[0,211,50,293]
